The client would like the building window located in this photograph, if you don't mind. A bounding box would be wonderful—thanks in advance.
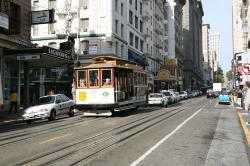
[115,0,118,11]
[140,2,142,15]
[135,0,137,10]
[33,25,39,36]
[116,41,119,56]
[121,24,124,38]
[33,0,39,11]
[135,36,139,49]
[48,23,55,34]
[80,0,89,9]
[135,16,138,29]
[140,20,143,33]
[129,32,134,46]
[140,40,143,52]
[129,0,132,5]
[121,44,124,57]
[121,3,123,16]
[48,0,56,9]
[115,20,118,34]
[9,2,21,34]
[129,11,133,25]
[80,18,89,32]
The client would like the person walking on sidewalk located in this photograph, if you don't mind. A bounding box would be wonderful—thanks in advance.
[237,90,243,107]
[244,81,250,111]
[8,91,18,114]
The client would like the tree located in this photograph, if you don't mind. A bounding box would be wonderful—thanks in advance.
[217,67,224,83]
[226,71,233,81]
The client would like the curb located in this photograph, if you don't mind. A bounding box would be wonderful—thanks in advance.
[236,108,250,161]
[0,110,83,126]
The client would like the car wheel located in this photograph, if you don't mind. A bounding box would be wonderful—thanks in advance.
[69,107,75,117]
[49,110,56,121]
[26,120,32,124]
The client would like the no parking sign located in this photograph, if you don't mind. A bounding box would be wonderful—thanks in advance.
[243,64,250,74]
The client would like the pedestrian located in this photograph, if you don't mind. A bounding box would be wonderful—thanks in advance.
[8,91,18,114]
[238,90,243,107]
[244,81,250,111]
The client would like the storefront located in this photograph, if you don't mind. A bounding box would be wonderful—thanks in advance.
[3,46,73,107]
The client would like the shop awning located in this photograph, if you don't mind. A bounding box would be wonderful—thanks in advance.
[128,50,148,67]
[4,46,73,68]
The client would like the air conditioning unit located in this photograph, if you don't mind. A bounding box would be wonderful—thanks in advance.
[83,6,88,9]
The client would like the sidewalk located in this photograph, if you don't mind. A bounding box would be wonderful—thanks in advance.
[0,106,24,126]
[0,105,83,126]
[236,104,250,162]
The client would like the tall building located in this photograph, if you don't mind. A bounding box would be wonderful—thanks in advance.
[209,33,220,74]
[162,0,186,91]
[31,0,168,92]
[182,0,204,91]
[202,24,212,87]
[0,0,33,106]
[232,0,245,54]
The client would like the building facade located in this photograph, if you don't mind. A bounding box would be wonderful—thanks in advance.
[0,0,33,106]
[182,0,204,91]
[161,0,185,91]
[209,33,220,81]
[31,0,169,92]
[202,24,212,87]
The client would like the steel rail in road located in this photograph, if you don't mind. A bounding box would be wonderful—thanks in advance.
[14,97,207,166]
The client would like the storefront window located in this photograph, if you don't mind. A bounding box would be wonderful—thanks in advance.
[89,70,99,87]
[78,70,87,88]
[102,70,112,87]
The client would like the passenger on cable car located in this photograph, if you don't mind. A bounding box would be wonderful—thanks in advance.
[79,79,86,87]
[103,78,111,86]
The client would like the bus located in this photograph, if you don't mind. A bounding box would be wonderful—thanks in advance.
[73,56,148,116]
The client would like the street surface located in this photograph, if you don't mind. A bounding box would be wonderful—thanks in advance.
[0,97,249,166]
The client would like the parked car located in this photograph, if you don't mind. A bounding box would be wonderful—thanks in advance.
[218,91,231,104]
[179,91,188,100]
[207,91,215,98]
[174,92,181,102]
[23,94,75,124]
[161,91,175,104]
[148,93,168,107]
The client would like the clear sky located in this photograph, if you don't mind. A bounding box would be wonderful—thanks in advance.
[202,0,233,74]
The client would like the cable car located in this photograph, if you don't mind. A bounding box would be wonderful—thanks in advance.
[73,56,148,116]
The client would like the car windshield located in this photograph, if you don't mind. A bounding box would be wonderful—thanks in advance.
[149,94,162,98]
[163,92,171,96]
[39,96,55,104]
[221,92,229,95]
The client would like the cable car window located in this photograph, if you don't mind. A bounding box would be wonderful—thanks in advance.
[102,69,112,87]
[89,70,99,87]
[78,70,87,88]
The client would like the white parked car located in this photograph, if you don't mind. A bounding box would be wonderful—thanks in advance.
[148,93,168,107]
[160,90,175,104]
[179,91,188,100]
[174,92,180,102]
[23,94,75,124]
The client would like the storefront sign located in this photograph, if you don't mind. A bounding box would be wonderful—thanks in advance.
[31,9,55,24]
[158,70,170,80]
[44,46,71,61]
[165,58,177,65]
[88,44,98,54]
[0,13,8,29]
[17,55,41,60]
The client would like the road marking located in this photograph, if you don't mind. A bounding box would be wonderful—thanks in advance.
[130,108,203,166]
[215,102,218,107]
[237,112,250,146]
[2,118,23,123]
[39,133,73,144]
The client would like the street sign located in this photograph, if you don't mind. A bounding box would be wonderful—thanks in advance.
[237,66,243,74]
[31,9,55,25]
[243,64,250,74]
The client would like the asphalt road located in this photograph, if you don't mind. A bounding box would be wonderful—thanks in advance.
[0,97,248,166]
